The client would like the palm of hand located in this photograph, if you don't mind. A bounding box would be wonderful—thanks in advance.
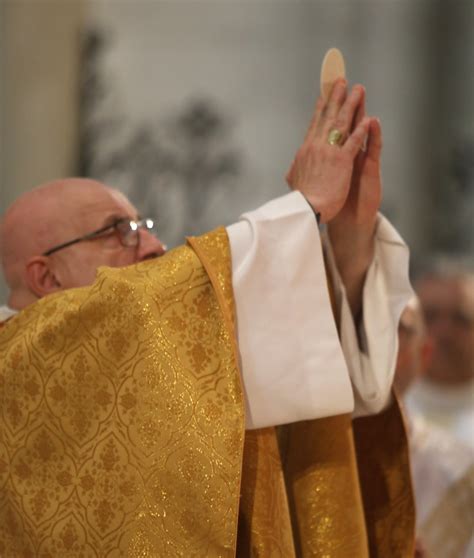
[331,119,382,228]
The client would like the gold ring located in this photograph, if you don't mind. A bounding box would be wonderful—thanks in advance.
[327,128,344,146]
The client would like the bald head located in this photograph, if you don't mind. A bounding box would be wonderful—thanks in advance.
[1,178,112,286]
[0,178,165,310]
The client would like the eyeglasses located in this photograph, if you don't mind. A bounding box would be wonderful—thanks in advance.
[42,218,155,256]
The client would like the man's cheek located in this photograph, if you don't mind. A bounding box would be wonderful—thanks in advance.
[107,251,136,269]
[100,235,123,251]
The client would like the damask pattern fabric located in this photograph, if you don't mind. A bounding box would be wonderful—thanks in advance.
[0,230,245,556]
[353,396,416,557]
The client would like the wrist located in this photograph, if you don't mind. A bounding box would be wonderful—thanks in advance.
[328,223,376,278]
[300,194,321,224]
[328,214,378,238]
[301,192,341,224]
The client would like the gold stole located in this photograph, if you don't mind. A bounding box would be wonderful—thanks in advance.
[0,227,414,556]
[228,254,415,556]
[237,404,415,558]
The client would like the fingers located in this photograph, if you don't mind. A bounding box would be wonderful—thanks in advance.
[303,79,374,158]
[352,86,366,130]
[304,78,347,143]
[343,116,371,158]
[303,96,326,144]
[313,81,364,144]
[326,85,364,139]
[324,78,348,121]
[366,118,382,161]
[304,79,366,146]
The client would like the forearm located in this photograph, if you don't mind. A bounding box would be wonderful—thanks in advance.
[327,221,376,321]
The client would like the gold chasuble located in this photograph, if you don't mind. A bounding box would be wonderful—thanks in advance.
[0,228,415,557]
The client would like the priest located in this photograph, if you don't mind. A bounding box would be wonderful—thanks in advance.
[0,78,414,556]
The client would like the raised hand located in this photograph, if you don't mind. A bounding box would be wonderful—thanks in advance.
[324,86,383,320]
[286,79,370,223]
[330,86,382,230]
[287,79,383,320]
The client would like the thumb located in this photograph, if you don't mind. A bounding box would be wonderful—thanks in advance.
[286,158,297,187]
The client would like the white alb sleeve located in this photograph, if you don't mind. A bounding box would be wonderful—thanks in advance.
[323,215,413,417]
[226,191,354,430]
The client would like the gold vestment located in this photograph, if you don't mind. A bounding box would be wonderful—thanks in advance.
[0,228,414,556]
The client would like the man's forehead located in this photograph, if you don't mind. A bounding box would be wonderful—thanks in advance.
[419,276,474,304]
[76,188,138,224]
[109,189,138,214]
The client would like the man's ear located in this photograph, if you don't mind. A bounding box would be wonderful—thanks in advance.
[25,256,62,298]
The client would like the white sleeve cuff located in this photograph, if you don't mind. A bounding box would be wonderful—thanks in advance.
[323,214,414,416]
[227,191,354,430]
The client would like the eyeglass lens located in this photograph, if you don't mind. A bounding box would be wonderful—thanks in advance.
[117,219,155,247]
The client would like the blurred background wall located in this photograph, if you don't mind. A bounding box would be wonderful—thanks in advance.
[1,0,473,303]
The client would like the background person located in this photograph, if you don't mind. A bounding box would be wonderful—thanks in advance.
[405,264,474,449]
[395,297,474,558]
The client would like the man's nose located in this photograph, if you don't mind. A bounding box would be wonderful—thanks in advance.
[137,229,166,260]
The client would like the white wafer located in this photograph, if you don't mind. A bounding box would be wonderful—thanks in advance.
[320,48,346,101]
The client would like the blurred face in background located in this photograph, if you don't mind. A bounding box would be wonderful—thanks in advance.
[394,300,432,395]
[416,275,474,385]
